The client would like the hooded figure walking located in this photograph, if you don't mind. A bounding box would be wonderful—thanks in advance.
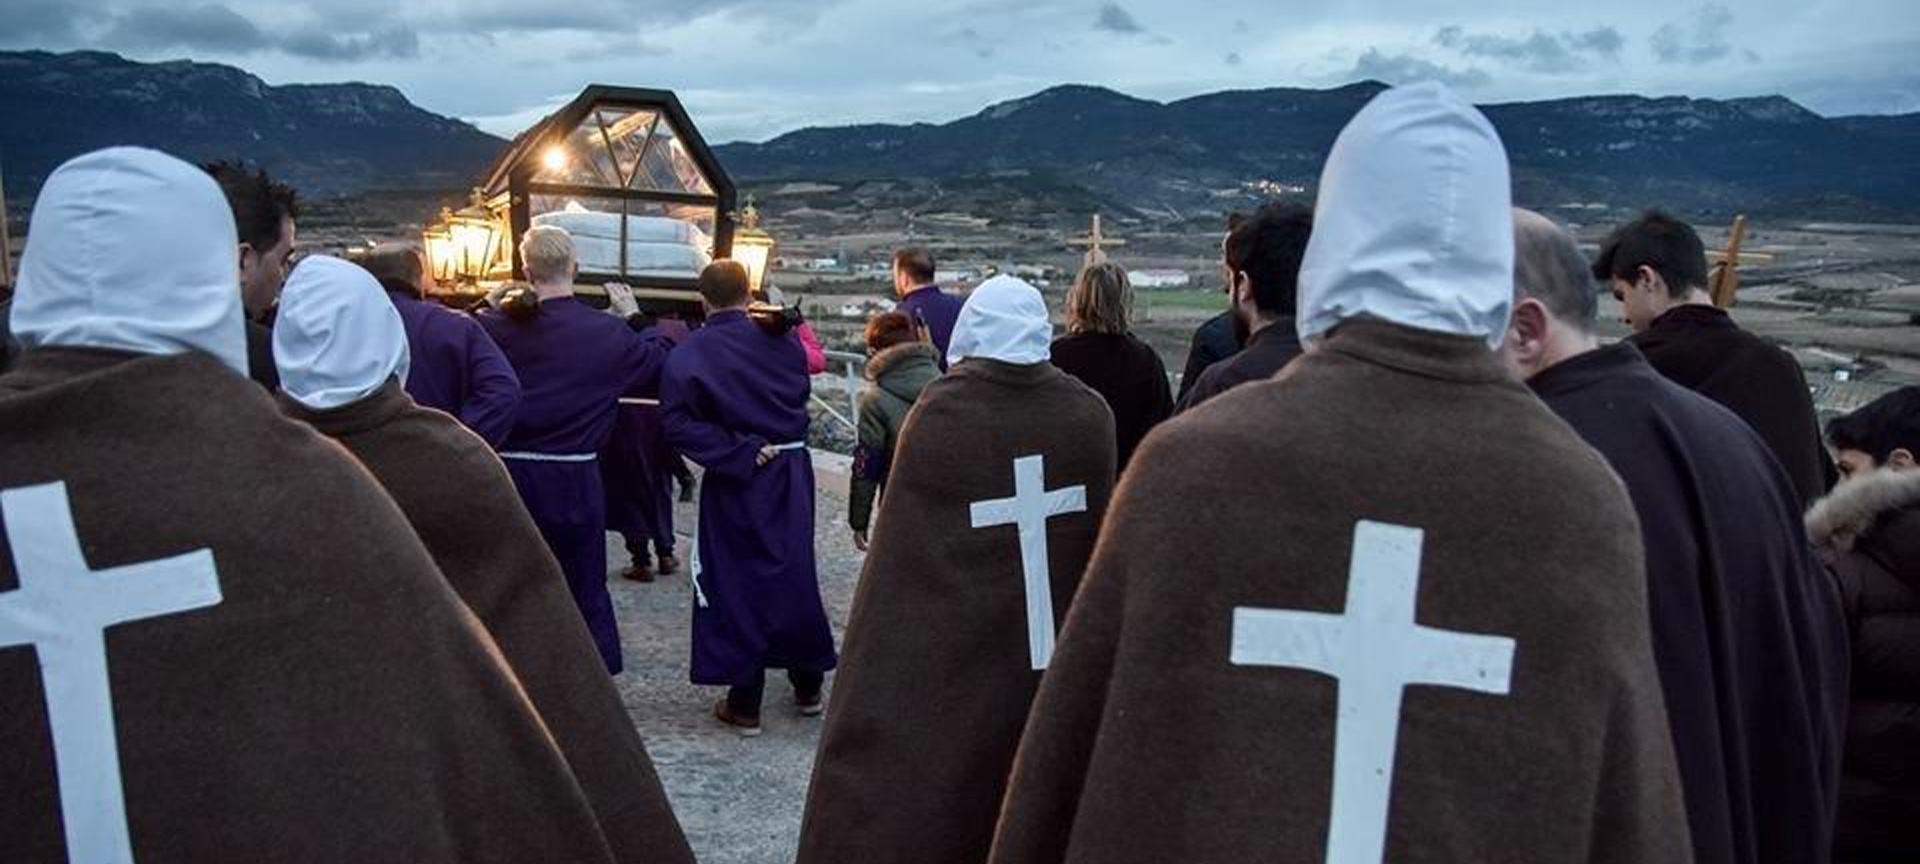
[797,276,1116,864]
[273,256,696,864]
[988,83,1689,864]
[1,147,624,864]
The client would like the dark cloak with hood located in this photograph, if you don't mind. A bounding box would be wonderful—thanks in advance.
[1530,340,1849,864]
[799,275,1117,864]
[282,380,696,864]
[1629,304,1835,507]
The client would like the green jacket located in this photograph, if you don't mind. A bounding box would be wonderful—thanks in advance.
[849,342,941,531]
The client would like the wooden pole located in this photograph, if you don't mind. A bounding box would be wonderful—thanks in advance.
[1708,214,1747,309]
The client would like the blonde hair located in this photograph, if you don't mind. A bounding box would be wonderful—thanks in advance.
[520,225,576,283]
[1065,262,1133,335]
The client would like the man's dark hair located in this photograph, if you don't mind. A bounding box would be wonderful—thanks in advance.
[1827,386,1920,462]
[865,311,916,352]
[892,247,936,285]
[1591,209,1707,298]
[699,260,752,309]
[1224,201,1313,316]
[203,161,299,252]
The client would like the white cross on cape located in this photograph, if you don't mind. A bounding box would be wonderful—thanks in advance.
[969,454,1087,670]
[0,481,224,864]
[1230,520,1516,864]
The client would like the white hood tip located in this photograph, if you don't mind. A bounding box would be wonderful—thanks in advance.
[12,146,249,374]
[947,274,1052,367]
[1297,80,1516,350]
[273,255,411,411]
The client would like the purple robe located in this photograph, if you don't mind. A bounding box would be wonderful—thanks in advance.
[478,297,675,673]
[661,309,836,685]
[387,288,521,447]
[896,284,964,369]
[602,402,676,557]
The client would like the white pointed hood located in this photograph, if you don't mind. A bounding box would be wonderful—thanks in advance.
[947,274,1051,367]
[273,255,411,410]
[1296,81,1515,349]
[13,147,248,373]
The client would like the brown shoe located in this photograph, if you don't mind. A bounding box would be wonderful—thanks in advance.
[795,689,824,717]
[620,561,655,583]
[655,553,681,576]
[713,699,762,737]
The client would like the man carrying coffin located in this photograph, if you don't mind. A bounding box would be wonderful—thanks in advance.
[359,243,521,448]
[0,147,621,863]
[1501,210,1849,864]
[989,84,1690,864]
[663,260,836,736]
[797,275,1116,864]
[273,256,696,864]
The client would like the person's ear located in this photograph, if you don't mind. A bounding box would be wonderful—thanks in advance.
[1890,448,1915,470]
[1232,271,1254,306]
[236,242,255,273]
[1636,264,1665,297]
[1508,298,1551,364]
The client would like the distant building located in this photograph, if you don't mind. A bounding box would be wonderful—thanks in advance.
[1129,269,1191,289]
[838,298,897,318]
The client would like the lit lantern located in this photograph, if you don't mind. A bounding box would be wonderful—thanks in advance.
[731,197,775,297]
[420,224,456,287]
[445,188,504,284]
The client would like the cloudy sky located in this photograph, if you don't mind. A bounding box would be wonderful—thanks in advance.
[4,0,1916,143]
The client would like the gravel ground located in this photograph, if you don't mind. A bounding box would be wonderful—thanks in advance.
[606,469,860,864]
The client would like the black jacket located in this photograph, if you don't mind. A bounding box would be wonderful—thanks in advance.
[1807,469,1920,863]
[1176,318,1301,413]
[1176,310,1240,400]
[1050,331,1172,472]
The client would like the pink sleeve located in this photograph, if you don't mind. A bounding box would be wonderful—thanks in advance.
[797,322,828,375]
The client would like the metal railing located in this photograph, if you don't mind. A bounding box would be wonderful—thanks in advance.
[811,349,866,434]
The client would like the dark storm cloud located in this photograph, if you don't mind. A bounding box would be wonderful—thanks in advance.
[0,0,99,43]
[1652,4,1734,65]
[1095,3,1145,34]
[99,3,269,54]
[279,26,419,61]
[1432,25,1625,74]
[1350,48,1490,89]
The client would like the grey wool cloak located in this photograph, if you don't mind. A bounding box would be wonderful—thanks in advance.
[280,379,695,864]
[797,357,1117,864]
[988,321,1692,864]
[0,349,620,864]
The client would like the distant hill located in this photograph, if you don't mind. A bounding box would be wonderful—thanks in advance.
[718,82,1920,221]
[0,51,504,200]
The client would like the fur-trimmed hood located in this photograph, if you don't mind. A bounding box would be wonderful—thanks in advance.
[864,342,941,402]
[1805,468,1920,552]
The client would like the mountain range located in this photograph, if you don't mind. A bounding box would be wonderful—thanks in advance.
[716,82,1920,220]
[0,50,501,199]
[4,51,1917,221]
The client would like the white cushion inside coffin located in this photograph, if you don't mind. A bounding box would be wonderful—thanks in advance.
[533,209,713,277]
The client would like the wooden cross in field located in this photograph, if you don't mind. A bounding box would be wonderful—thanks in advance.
[1068,213,1126,268]
[1708,214,1778,308]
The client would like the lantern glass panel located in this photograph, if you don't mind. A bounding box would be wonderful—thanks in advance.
[635,120,715,195]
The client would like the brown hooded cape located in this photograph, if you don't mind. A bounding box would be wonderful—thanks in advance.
[797,358,1117,864]
[988,321,1691,864]
[280,379,695,864]
[1,349,618,864]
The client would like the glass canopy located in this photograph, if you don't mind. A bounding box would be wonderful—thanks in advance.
[475,85,738,301]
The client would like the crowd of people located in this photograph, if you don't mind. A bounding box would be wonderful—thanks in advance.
[0,79,1915,864]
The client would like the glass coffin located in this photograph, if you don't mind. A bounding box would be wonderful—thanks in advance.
[479,86,738,313]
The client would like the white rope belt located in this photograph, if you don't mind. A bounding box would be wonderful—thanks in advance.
[687,440,809,610]
[617,398,660,406]
[498,451,598,463]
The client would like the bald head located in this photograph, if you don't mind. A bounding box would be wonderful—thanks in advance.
[1512,209,1598,333]
[360,243,428,297]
